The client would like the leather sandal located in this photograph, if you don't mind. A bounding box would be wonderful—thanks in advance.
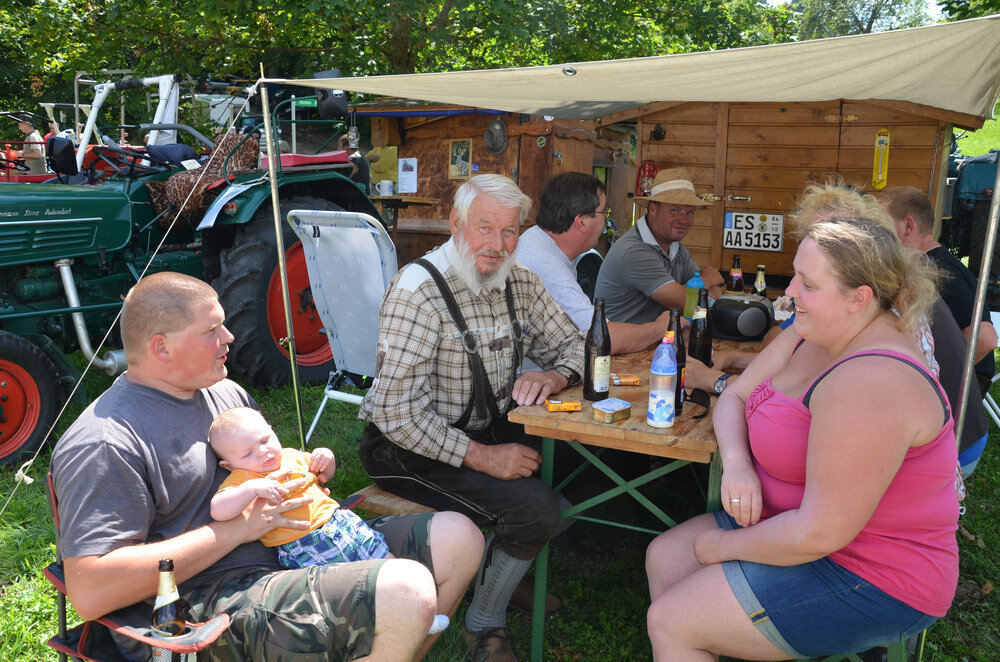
[462,626,518,662]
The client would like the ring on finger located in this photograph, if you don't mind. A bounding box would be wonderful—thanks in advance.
[730,497,740,504]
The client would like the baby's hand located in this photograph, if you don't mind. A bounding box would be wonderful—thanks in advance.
[309,447,335,479]
[246,478,288,505]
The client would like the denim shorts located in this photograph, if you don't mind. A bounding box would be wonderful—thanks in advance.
[713,510,937,658]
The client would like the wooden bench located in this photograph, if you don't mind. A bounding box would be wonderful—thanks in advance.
[350,484,434,516]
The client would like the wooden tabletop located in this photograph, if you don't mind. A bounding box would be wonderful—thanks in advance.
[508,338,763,464]
[370,195,439,206]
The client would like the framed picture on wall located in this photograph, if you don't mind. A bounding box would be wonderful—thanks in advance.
[448,139,471,179]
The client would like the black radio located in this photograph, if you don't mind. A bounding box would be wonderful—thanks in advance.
[710,294,773,341]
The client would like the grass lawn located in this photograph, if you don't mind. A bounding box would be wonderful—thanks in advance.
[1,357,998,661]
[953,100,1000,157]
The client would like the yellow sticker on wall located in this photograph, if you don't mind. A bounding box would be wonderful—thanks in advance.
[872,128,891,190]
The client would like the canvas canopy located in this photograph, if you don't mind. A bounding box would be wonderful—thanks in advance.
[275,14,1000,127]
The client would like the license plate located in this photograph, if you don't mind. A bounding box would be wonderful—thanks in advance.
[723,212,784,252]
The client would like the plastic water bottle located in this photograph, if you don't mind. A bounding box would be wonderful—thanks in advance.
[647,331,678,428]
[683,272,705,318]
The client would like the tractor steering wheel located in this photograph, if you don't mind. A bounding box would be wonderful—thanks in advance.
[91,139,172,178]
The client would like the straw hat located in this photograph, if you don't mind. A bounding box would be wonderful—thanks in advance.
[636,168,712,207]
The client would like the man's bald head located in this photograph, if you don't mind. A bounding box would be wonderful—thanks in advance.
[121,272,218,364]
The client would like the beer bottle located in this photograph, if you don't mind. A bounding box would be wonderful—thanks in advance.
[727,255,744,293]
[753,264,767,297]
[151,559,189,638]
[688,289,713,368]
[647,330,677,428]
[583,298,611,401]
[668,308,685,416]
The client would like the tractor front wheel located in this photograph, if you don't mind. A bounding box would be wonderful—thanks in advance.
[0,331,59,467]
[214,196,342,387]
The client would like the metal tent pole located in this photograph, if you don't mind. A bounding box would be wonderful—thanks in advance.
[258,69,307,450]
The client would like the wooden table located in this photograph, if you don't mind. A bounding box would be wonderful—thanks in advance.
[508,338,761,662]
[370,195,438,229]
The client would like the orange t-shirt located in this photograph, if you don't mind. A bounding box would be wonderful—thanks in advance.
[217,447,339,547]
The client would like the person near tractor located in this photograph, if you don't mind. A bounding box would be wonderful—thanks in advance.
[594,167,725,324]
[51,271,483,662]
[15,115,46,175]
[879,185,996,476]
[517,170,724,391]
[339,135,375,193]
[358,174,585,662]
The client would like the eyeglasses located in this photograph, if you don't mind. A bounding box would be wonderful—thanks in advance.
[590,209,611,217]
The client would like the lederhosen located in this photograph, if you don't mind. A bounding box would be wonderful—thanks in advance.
[359,259,561,559]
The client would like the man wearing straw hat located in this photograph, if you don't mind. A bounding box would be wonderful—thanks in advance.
[595,167,723,324]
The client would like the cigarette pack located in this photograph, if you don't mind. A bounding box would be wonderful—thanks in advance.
[610,372,640,386]
[544,398,581,412]
[592,398,632,423]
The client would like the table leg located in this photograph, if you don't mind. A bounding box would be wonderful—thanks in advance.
[531,437,555,662]
[706,452,723,512]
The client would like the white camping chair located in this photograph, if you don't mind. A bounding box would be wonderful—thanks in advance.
[286,210,397,443]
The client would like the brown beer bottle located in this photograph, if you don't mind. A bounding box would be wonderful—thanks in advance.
[727,255,744,293]
[688,289,713,368]
[669,308,686,415]
[753,264,767,297]
[151,559,189,637]
[584,298,611,401]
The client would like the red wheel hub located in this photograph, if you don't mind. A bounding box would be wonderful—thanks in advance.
[266,241,333,366]
[0,360,41,458]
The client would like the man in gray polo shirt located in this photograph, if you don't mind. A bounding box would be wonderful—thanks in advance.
[595,168,723,324]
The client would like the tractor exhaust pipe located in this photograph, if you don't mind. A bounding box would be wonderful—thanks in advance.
[54,259,127,376]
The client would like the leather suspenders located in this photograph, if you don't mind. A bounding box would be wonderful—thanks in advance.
[414,258,523,430]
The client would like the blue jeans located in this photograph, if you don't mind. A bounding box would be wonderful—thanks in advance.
[714,511,937,658]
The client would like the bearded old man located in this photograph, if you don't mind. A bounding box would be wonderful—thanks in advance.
[359,174,585,662]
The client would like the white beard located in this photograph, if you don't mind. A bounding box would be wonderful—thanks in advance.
[452,233,515,293]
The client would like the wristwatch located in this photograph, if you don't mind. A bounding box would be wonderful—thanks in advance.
[554,365,580,387]
[713,373,731,394]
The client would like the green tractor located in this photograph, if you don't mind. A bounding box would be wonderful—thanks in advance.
[0,74,380,467]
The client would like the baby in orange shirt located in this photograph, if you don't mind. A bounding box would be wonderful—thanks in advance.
[209,407,390,567]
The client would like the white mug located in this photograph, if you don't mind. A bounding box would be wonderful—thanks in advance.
[376,180,395,196]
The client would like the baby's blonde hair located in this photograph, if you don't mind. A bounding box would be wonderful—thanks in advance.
[208,407,267,455]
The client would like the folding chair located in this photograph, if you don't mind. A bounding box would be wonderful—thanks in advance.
[285,209,398,443]
[982,371,1000,429]
[44,473,230,661]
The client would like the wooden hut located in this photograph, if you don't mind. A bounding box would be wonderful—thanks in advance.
[352,100,632,266]
[293,15,1000,276]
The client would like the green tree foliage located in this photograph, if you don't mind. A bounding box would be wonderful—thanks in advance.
[2,0,794,129]
[939,0,1000,19]
[791,0,930,40]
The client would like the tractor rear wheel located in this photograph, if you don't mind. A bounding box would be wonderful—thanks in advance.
[0,331,59,467]
[214,196,342,387]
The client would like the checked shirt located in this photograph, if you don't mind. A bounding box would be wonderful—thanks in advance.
[359,238,584,467]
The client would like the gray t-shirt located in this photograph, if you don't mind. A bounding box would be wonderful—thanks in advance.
[928,297,989,455]
[50,375,277,589]
[594,217,698,324]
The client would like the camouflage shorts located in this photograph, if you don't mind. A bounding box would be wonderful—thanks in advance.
[185,513,435,662]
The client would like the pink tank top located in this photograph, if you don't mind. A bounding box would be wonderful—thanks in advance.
[746,349,960,616]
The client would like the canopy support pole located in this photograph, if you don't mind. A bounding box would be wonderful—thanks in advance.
[259,68,307,451]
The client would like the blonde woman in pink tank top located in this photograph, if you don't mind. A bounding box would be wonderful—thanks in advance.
[646,216,960,661]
